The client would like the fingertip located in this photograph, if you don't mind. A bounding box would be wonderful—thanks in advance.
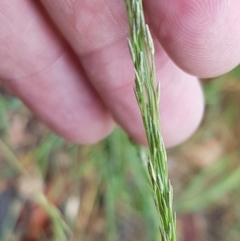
[131,77,204,148]
[128,67,205,148]
[146,0,240,78]
[161,79,204,148]
[51,115,116,145]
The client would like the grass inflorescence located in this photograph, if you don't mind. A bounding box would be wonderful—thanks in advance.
[124,0,176,240]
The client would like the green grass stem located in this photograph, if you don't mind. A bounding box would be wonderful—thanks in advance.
[124,1,176,240]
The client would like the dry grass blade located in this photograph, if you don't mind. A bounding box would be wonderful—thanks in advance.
[124,0,176,240]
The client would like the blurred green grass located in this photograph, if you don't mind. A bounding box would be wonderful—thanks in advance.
[0,65,240,241]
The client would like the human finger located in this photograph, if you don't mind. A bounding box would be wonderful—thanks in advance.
[0,0,114,144]
[145,0,240,78]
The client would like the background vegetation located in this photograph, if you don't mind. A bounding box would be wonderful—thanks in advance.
[0,65,240,241]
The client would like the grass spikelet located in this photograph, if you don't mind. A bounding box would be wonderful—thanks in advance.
[124,1,177,240]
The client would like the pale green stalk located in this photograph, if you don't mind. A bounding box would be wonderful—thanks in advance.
[124,0,176,240]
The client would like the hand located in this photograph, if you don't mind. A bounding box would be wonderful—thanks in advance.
[0,0,239,147]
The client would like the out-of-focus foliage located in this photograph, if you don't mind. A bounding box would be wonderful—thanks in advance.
[0,65,240,241]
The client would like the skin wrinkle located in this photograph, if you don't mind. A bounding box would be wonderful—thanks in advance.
[0,9,16,30]
[0,2,64,80]
[8,55,95,119]
[42,0,129,55]
[78,1,128,54]
[21,18,37,35]
[0,32,63,81]
[80,39,133,92]
[14,51,66,84]
[104,2,124,28]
